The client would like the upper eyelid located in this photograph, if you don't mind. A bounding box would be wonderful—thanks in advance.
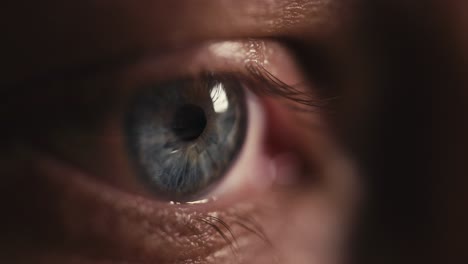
[118,40,324,111]
[0,40,324,143]
[2,40,268,89]
[0,40,262,117]
[26,149,267,263]
[0,40,273,100]
[1,40,322,118]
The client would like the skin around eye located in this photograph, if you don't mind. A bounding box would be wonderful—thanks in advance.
[1,40,356,264]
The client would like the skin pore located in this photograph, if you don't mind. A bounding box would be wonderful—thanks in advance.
[1,0,468,264]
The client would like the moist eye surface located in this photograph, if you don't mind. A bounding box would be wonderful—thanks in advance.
[125,75,247,201]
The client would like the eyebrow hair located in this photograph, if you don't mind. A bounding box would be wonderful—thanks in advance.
[1,0,336,84]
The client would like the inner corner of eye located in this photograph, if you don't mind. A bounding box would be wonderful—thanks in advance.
[122,73,264,203]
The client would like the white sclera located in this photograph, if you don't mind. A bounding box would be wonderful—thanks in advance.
[208,89,300,202]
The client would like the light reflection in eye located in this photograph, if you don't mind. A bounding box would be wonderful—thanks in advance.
[211,82,230,113]
[125,75,248,202]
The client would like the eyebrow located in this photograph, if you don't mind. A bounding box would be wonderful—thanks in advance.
[1,0,335,84]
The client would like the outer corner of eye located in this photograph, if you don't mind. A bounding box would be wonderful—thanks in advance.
[123,74,275,204]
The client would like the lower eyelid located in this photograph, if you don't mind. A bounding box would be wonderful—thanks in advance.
[24,150,272,263]
[17,86,309,262]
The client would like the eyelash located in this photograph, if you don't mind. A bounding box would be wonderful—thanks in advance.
[244,62,325,111]
[194,212,273,260]
[174,65,319,256]
[0,61,323,144]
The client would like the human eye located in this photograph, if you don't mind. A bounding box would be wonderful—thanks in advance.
[2,40,354,263]
[124,73,250,202]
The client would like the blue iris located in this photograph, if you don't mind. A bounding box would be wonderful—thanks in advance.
[125,75,247,201]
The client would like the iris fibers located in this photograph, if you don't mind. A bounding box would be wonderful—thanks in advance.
[125,74,247,201]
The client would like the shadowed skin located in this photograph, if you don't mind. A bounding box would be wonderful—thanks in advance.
[0,0,467,263]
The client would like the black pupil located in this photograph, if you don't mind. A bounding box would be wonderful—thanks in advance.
[171,104,207,141]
